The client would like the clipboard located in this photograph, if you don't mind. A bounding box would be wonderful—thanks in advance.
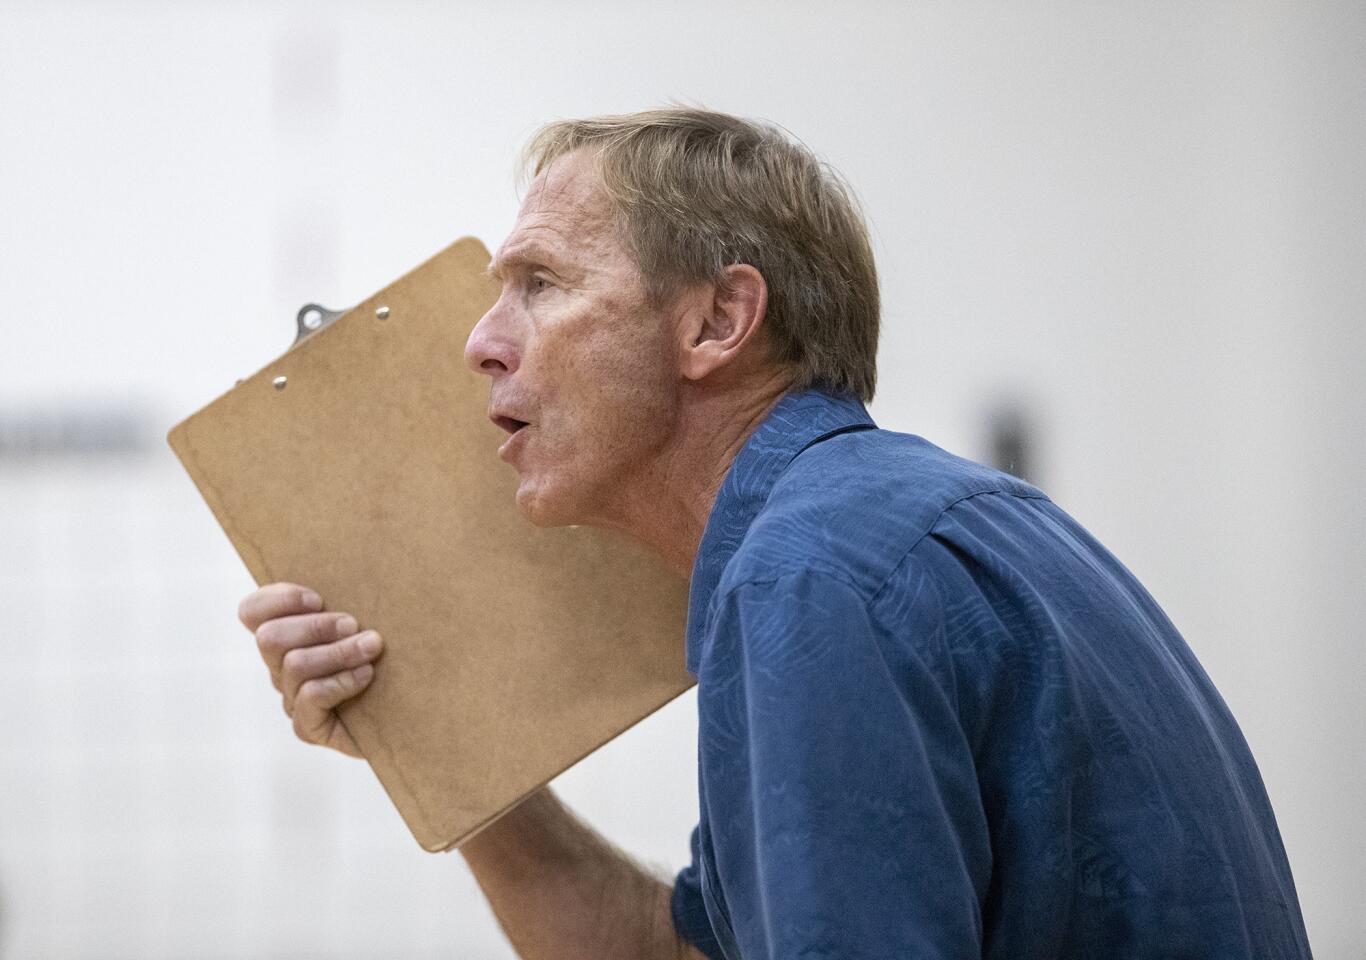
[167,237,692,851]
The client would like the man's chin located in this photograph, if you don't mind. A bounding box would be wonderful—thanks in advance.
[514,478,581,528]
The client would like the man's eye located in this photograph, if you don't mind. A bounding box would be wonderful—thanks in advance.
[532,276,552,291]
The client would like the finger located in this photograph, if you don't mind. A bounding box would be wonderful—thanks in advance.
[281,683,366,758]
[280,630,383,712]
[255,612,359,676]
[292,665,375,752]
[238,582,323,632]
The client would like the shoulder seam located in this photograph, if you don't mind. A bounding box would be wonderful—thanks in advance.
[710,487,1050,619]
[867,487,1051,605]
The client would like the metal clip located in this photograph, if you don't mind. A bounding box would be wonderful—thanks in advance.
[293,303,350,344]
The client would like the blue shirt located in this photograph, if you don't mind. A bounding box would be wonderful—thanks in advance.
[670,387,1311,960]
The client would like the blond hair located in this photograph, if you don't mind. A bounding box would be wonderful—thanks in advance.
[522,108,880,402]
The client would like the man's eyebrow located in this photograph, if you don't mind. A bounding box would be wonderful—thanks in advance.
[485,243,560,281]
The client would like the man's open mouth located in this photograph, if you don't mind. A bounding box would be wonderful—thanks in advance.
[493,416,529,435]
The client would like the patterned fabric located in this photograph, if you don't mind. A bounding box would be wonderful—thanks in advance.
[671,387,1312,960]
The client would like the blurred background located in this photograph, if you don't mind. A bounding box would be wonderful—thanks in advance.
[1,0,1362,957]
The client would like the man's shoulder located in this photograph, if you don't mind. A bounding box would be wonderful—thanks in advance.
[718,427,1046,599]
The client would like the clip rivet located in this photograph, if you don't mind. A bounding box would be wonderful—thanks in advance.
[273,376,288,390]
[375,305,390,320]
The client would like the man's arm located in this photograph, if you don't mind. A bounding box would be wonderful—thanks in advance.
[239,582,708,960]
[460,787,710,960]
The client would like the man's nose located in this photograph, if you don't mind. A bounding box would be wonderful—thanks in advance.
[464,303,520,378]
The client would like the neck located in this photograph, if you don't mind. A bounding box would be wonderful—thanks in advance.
[598,371,793,579]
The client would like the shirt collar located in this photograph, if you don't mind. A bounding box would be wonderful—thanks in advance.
[685,386,876,674]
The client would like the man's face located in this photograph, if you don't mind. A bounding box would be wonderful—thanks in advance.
[465,151,680,526]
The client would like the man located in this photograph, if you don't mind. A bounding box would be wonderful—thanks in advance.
[237,109,1313,958]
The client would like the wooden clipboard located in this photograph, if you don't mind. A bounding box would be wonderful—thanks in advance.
[167,237,692,851]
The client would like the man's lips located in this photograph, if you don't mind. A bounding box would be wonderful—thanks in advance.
[491,414,530,435]
[493,414,531,462]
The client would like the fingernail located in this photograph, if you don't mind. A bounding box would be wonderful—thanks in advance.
[359,631,383,657]
[335,615,358,638]
[354,663,374,684]
[302,590,323,611]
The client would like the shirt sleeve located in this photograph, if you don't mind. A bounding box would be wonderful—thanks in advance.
[698,568,990,960]
[670,823,727,960]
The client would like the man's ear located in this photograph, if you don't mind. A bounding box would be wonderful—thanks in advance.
[679,264,769,382]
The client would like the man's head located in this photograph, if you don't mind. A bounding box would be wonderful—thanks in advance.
[465,107,879,530]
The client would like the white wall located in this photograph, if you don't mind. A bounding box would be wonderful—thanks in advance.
[1,1,1361,956]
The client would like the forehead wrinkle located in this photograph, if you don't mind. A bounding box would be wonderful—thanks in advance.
[494,208,614,281]
[492,153,633,283]
[524,154,614,237]
[493,217,579,274]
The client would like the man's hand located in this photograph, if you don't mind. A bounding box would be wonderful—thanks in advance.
[238,582,384,758]
[238,583,703,960]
